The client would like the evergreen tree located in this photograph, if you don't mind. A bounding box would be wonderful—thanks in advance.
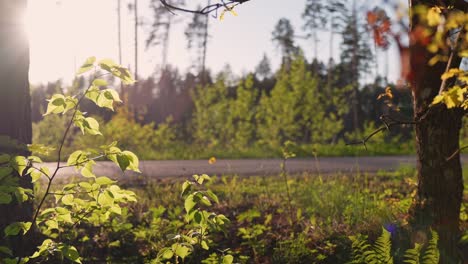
[339,0,374,131]
[302,0,327,60]
[147,0,185,68]
[230,75,258,149]
[257,55,313,147]
[185,5,210,80]
[192,75,232,147]
[254,53,272,80]
[271,18,299,67]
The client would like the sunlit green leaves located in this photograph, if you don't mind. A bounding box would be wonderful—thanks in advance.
[4,222,32,236]
[10,156,28,176]
[98,59,135,85]
[107,148,140,172]
[86,85,122,111]
[95,176,116,186]
[44,94,77,116]
[67,150,88,167]
[73,112,101,135]
[77,56,96,75]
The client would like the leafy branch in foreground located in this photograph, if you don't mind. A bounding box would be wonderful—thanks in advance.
[0,57,140,264]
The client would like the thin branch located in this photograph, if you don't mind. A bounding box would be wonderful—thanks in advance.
[29,71,103,233]
[346,115,417,148]
[159,0,250,15]
[438,28,463,95]
[446,145,468,161]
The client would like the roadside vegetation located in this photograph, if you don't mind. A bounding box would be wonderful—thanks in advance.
[37,165,468,263]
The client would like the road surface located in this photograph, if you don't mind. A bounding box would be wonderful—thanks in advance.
[45,155,468,182]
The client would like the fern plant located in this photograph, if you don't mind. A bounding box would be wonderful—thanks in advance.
[349,228,439,264]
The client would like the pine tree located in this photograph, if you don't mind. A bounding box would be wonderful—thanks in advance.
[147,0,185,69]
[339,0,374,131]
[302,0,327,60]
[185,4,210,81]
[254,53,272,80]
[271,18,299,68]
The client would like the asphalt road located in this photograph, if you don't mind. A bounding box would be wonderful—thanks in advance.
[45,155,468,182]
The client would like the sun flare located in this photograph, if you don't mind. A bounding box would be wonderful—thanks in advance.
[26,0,119,83]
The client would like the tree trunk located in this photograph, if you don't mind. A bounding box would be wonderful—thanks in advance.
[0,0,34,257]
[408,1,465,262]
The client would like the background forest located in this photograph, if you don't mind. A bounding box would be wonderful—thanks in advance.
[31,0,462,160]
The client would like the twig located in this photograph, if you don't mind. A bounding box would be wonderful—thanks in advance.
[346,115,417,148]
[446,145,468,161]
[159,0,250,15]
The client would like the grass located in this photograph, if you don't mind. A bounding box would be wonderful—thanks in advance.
[35,165,468,263]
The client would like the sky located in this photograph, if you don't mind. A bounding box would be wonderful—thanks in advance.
[26,0,400,85]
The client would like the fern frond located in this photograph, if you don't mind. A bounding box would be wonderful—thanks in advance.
[403,243,422,264]
[348,235,372,264]
[373,228,393,264]
[421,230,439,264]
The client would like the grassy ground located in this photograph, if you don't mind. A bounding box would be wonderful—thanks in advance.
[35,165,467,263]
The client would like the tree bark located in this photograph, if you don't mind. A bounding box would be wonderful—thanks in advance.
[0,0,34,257]
[408,1,466,262]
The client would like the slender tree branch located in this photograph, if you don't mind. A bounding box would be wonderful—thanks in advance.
[446,145,468,161]
[159,0,250,15]
[29,71,104,234]
[346,115,417,149]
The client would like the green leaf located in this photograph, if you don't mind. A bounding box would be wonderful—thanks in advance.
[27,156,42,163]
[67,150,88,167]
[11,156,28,176]
[57,213,73,223]
[98,59,135,84]
[116,154,130,171]
[0,154,10,164]
[30,170,42,183]
[45,219,59,230]
[161,248,174,259]
[200,240,209,250]
[92,79,108,87]
[0,246,13,256]
[181,181,192,197]
[173,244,191,259]
[193,174,210,185]
[0,167,13,179]
[0,192,12,204]
[4,222,32,236]
[55,207,70,215]
[222,255,234,264]
[44,94,66,115]
[98,191,114,206]
[122,151,140,172]
[30,239,53,259]
[184,194,196,213]
[77,56,96,75]
[95,176,116,185]
[85,86,100,105]
[83,117,102,135]
[61,245,82,263]
[205,190,219,204]
[81,160,96,178]
[61,194,74,206]
[104,89,122,102]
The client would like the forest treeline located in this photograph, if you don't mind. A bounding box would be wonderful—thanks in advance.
[31,54,421,159]
[30,1,466,159]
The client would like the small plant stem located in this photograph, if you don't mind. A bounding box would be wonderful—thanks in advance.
[281,157,294,225]
[28,73,108,234]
